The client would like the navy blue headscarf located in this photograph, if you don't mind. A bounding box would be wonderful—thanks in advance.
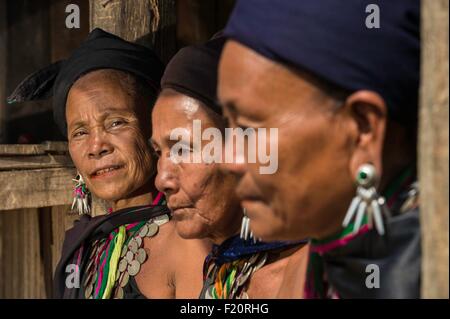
[161,36,225,115]
[224,0,420,125]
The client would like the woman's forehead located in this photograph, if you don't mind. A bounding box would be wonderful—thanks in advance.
[152,95,220,143]
[65,83,142,128]
[155,94,216,123]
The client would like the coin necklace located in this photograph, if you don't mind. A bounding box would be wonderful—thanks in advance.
[83,193,169,299]
[203,252,268,299]
[83,213,170,299]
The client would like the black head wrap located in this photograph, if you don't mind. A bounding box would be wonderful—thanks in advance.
[8,28,165,136]
[224,0,420,125]
[160,36,225,115]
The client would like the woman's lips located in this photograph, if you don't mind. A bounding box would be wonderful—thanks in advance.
[236,184,263,203]
[90,165,125,179]
[170,208,187,221]
[238,192,263,203]
[171,206,190,214]
[241,198,268,217]
[169,205,194,218]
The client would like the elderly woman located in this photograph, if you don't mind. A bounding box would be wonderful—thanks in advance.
[151,37,308,299]
[218,0,421,298]
[8,29,208,299]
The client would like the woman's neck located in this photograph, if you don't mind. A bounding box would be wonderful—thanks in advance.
[209,230,240,246]
[111,181,159,212]
[210,217,243,246]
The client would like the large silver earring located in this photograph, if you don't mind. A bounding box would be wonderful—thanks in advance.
[240,209,251,240]
[240,209,258,242]
[342,164,389,235]
[71,172,91,215]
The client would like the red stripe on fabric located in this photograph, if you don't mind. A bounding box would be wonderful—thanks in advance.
[310,224,371,254]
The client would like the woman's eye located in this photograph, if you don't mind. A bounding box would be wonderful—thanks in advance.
[111,120,124,127]
[73,131,87,138]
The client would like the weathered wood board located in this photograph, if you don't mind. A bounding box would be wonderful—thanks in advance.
[419,0,449,299]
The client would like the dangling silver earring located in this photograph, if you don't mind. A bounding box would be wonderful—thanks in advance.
[240,209,259,243]
[342,163,389,235]
[71,172,91,215]
[240,208,250,240]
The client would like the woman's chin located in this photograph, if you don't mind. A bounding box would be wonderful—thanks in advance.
[89,188,127,204]
[249,218,288,242]
[174,220,208,240]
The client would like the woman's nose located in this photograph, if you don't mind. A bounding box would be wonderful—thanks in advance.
[155,155,180,196]
[87,131,113,159]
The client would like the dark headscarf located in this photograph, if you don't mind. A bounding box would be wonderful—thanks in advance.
[8,28,165,136]
[160,36,225,114]
[224,0,420,125]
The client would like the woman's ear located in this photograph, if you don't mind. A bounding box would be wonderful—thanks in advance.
[345,90,387,183]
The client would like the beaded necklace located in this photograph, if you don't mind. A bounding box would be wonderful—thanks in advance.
[203,252,268,299]
[201,236,304,299]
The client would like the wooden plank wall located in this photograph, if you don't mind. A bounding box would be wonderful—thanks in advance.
[0,206,78,298]
[0,143,75,210]
[0,142,108,298]
[0,208,45,298]
[0,142,77,298]
[419,0,449,299]
[0,0,90,298]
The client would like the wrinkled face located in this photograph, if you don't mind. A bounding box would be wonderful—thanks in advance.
[218,41,357,241]
[151,90,241,241]
[66,70,155,202]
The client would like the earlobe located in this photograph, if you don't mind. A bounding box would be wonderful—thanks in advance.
[346,90,387,182]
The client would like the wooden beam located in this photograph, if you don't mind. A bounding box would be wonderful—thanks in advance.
[50,0,90,61]
[89,0,177,63]
[0,142,73,171]
[0,155,73,171]
[0,0,7,143]
[0,142,67,156]
[176,0,235,47]
[0,142,69,155]
[419,0,449,298]
[176,0,217,47]
[0,168,76,211]
[152,0,177,64]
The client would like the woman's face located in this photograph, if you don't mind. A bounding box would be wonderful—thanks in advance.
[66,70,155,202]
[151,90,241,242]
[218,41,361,241]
